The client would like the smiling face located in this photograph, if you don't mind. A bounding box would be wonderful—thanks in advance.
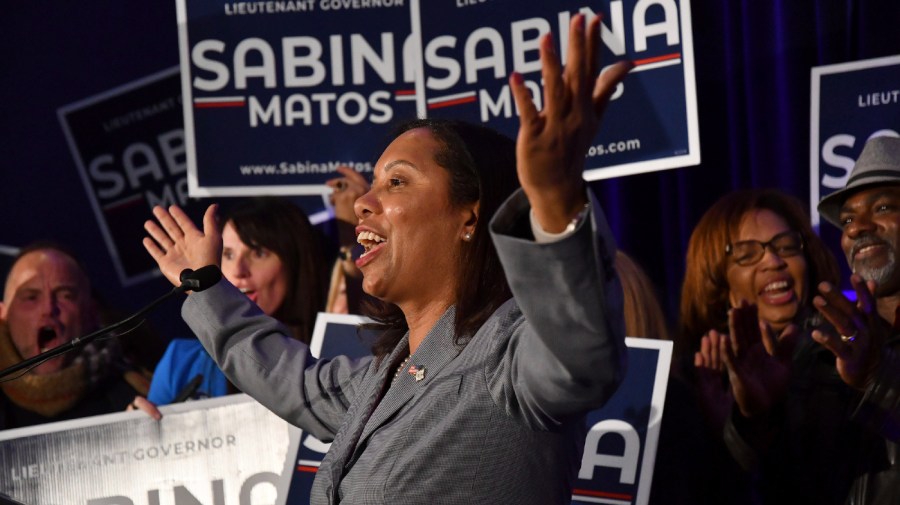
[353,128,476,309]
[725,209,808,332]
[838,186,900,296]
[221,221,288,316]
[0,249,95,374]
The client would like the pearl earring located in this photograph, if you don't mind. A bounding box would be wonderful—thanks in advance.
[463,232,472,241]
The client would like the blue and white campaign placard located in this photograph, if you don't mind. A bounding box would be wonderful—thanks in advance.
[572,338,671,505]
[58,67,208,287]
[287,313,672,505]
[177,0,417,196]
[0,394,301,505]
[180,1,699,196]
[415,0,699,181]
[810,54,900,227]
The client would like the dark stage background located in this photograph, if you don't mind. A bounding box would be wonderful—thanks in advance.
[2,1,899,366]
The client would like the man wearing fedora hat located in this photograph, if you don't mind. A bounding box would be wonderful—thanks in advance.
[787,135,900,505]
[819,135,900,304]
[815,136,900,406]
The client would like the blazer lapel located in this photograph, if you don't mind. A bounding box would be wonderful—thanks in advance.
[324,336,409,502]
[352,306,462,457]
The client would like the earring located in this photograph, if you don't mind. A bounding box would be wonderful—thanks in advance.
[463,232,472,241]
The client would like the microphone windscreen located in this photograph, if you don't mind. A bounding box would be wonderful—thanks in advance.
[179,268,195,283]
[185,265,223,292]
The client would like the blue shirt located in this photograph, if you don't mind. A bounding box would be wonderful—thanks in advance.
[147,339,229,405]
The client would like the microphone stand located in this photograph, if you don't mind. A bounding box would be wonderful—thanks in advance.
[0,282,188,381]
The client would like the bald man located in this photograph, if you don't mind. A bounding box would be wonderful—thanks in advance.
[0,244,142,429]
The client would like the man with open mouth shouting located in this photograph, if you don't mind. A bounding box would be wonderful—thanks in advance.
[0,244,143,429]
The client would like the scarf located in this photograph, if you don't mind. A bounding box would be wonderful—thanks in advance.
[0,321,115,417]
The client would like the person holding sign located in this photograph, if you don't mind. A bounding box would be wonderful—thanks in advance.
[325,165,370,315]
[142,13,630,504]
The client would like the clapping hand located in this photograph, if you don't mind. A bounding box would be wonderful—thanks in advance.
[694,329,735,431]
[812,275,887,390]
[695,302,797,424]
[720,302,797,418]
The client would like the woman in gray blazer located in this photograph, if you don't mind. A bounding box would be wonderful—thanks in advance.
[142,13,632,505]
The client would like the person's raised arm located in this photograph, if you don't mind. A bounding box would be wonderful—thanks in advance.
[486,13,631,427]
[326,166,370,313]
[142,202,366,439]
[509,14,632,233]
[327,165,370,256]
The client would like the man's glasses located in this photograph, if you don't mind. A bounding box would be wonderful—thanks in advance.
[726,230,804,266]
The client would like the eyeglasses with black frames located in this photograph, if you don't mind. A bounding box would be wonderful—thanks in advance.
[725,230,804,266]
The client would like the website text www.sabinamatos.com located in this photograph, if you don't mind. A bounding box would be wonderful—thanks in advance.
[237,138,642,176]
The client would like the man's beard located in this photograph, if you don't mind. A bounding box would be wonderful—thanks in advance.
[850,235,898,289]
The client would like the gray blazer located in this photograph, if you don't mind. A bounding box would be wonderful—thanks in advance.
[182,189,626,504]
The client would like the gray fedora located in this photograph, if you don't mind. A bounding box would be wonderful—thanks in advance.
[818,136,900,227]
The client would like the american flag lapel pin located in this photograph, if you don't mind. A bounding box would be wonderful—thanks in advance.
[408,365,426,382]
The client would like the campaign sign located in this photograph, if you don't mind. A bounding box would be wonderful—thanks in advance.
[58,67,208,287]
[181,1,699,196]
[573,338,671,505]
[177,0,418,196]
[286,314,672,505]
[810,55,900,227]
[416,0,700,181]
[0,394,301,505]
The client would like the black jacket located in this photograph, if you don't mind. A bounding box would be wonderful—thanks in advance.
[727,332,900,505]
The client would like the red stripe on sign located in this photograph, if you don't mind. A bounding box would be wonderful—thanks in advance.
[633,53,681,66]
[102,194,143,212]
[427,96,477,109]
[297,465,319,473]
[572,488,634,500]
[395,89,416,95]
[194,101,246,108]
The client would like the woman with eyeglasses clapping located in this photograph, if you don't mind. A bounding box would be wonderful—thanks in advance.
[668,189,840,503]
[681,189,839,356]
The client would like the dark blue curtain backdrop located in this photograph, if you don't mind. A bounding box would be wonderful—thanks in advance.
[1,1,898,355]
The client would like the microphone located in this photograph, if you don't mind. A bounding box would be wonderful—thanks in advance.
[179,265,222,292]
[0,266,223,380]
[172,373,204,403]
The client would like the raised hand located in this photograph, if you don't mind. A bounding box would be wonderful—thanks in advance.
[694,329,734,431]
[695,329,728,372]
[812,275,887,389]
[327,165,371,249]
[143,204,222,288]
[720,302,797,418]
[509,13,633,233]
